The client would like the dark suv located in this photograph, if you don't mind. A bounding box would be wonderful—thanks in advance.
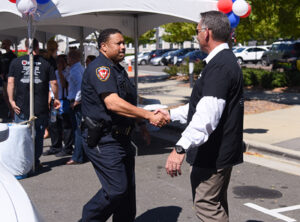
[261,41,300,68]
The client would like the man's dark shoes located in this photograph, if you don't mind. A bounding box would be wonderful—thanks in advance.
[55,150,72,157]
[43,149,60,156]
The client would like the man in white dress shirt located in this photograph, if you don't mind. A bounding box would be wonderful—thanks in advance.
[157,11,244,221]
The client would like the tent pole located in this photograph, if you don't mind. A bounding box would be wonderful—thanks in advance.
[28,15,36,173]
[133,14,138,104]
[79,27,84,64]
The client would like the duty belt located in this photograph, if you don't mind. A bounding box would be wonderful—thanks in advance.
[112,125,133,136]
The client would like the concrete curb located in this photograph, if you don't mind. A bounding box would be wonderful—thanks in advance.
[151,123,300,163]
[244,139,300,162]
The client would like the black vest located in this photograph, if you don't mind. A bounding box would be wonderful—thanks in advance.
[186,49,244,169]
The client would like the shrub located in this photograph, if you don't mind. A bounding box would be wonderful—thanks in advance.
[242,68,289,89]
[243,71,252,86]
[271,72,288,88]
[286,70,300,86]
[165,65,300,89]
[163,65,178,76]
[260,72,274,89]
[193,61,205,77]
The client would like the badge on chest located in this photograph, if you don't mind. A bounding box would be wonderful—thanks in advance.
[96,66,110,82]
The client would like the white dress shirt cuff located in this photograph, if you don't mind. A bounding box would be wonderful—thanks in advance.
[176,137,192,150]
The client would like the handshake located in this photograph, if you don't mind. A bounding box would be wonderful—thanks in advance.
[148,109,170,128]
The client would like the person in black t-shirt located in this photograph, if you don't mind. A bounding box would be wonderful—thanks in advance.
[0,39,17,119]
[7,38,61,170]
[156,11,244,222]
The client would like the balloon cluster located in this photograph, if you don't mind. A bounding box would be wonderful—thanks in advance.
[217,0,252,28]
[8,0,50,15]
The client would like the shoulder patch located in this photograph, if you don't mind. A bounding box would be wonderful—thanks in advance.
[96,66,110,82]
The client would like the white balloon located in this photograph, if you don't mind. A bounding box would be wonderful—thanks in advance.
[232,0,249,17]
[16,0,37,15]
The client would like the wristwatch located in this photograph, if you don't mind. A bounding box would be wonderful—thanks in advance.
[175,145,185,154]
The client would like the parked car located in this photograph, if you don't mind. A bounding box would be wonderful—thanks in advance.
[164,48,195,65]
[124,51,150,65]
[149,55,164,66]
[261,40,300,68]
[149,50,176,66]
[137,52,151,65]
[177,50,208,65]
[147,49,173,64]
[160,50,178,65]
[234,46,269,65]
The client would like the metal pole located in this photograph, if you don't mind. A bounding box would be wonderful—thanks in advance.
[133,14,139,103]
[189,62,194,88]
[79,27,84,65]
[155,27,159,49]
[28,15,36,173]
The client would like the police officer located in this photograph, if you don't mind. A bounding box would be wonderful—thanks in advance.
[80,28,168,222]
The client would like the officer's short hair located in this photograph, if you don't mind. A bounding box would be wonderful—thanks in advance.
[200,11,231,43]
[98,28,122,48]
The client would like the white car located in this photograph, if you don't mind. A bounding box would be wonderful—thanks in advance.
[234,46,269,64]
[124,52,150,65]
[149,56,164,66]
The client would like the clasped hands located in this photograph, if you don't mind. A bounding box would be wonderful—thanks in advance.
[148,108,170,128]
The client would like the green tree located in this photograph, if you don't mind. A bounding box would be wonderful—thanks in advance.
[161,22,196,47]
[236,0,300,43]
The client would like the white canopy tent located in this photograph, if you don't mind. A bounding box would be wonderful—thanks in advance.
[1,0,218,85]
[1,0,218,37]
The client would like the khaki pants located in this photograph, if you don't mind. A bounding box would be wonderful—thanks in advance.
[190,166,232,222]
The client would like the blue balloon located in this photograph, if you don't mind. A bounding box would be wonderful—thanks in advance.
[36,0,50,4]
[227,12,240,28]
[232,0,237,2]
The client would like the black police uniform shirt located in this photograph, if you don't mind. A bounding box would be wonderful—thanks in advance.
[8,55,56,119]
[0,50,17,81]
[170,44,244,169]
[81,52,137,127]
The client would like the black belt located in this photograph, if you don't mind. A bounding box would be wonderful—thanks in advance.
[81,118,133,137]
[112,125,133,136]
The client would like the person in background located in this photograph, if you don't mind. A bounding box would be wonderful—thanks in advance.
[44,40,59,140]
[0,39,17,120]
[85,55,96,67]
[43,55,74,157]
[157,11,244,221]
[45,40,58,70]
[64,49,85,164]
[7,38,60,171]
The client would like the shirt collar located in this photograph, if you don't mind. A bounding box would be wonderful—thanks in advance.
[204,43,229,64]
[70,61,82,70]
[99,51,122,70]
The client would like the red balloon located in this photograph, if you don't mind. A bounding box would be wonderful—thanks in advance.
[217,0,233,14]
[240,3,252,18]
[9,0,16,3]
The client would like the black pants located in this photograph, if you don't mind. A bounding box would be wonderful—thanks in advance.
[49,112,74,152]
[81,129,136,222]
